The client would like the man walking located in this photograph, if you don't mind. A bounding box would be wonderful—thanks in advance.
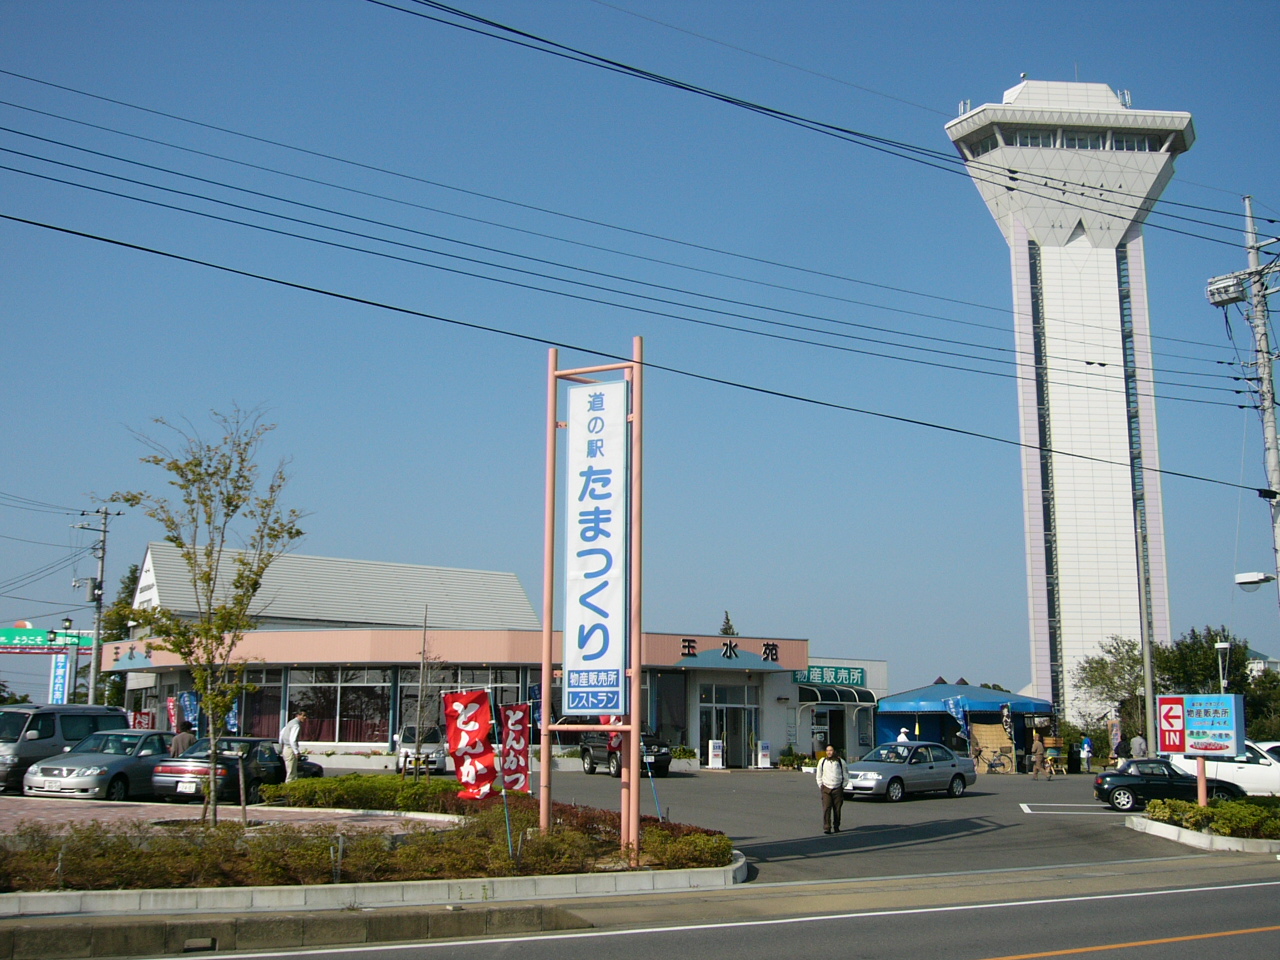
[815,745,847,835]
[169,720,196,758]
[279,710,307,782]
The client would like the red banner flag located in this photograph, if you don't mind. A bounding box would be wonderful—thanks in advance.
[500,703,532,793]
[444,690,498,800]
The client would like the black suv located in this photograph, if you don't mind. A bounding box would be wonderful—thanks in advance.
[571,721,671,777]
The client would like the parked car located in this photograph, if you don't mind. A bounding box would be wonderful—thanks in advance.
[1093,757,1243,811]
[843,741,976,801]
[152,737,323,803]
[1168,740,1280,796]
[0,704,129,791]
[572,721,671,777]
[1255,741,1280,763]
[22,729,174,801]
[393,724,449,774]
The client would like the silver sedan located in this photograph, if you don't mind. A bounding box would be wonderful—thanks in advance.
[843,741,977,801]
[23,729,174,801]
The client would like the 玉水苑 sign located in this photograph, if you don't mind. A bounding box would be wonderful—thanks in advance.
[1182,694,1245,757]
[562,380,629,717]
[792,665,866,687]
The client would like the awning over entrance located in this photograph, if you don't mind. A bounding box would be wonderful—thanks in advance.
[797,683,877,705]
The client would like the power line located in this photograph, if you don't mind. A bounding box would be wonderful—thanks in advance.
[0,210,1265,495]
[0,153,1249,409]
[0,127,1244,389]
[383,0,1254,247]
[0,75,1238,356]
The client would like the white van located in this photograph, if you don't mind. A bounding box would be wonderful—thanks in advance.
[0,704,130,791]
[1168,740,1280,796]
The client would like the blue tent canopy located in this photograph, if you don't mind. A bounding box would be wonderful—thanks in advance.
[876,683,1051,715]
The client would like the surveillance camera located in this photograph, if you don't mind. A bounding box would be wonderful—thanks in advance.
[1235,571,1276,592]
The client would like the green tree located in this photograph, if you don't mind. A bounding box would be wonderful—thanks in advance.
[114,407,304,825]
[0,677,30,705]
[1153,625,1250,696]
[1245,669,1280,741]
[1071,635,1146,737]
[718,611,738,636]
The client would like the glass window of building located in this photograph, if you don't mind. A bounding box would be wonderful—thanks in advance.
[970,133,998,157]
[1063,131,1104,150]
[1013,129,1055,148]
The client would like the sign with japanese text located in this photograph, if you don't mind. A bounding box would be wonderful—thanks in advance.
[48,653,70,705]
[500,703,531,793]
[1181,694,1245,757]
[1157,695,1185,754]
[445,690,498,800]
[792,665,866,687]
[0,627,92,653]
[563,380,629,716]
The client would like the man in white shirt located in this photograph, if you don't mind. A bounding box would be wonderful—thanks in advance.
[814,745,847,835]
[897,728,911,742]
[279,710,307,782]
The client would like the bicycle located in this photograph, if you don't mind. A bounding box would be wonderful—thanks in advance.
[983,751,1012,774]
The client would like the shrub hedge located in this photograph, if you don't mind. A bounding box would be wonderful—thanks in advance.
[1145,796,1280,839]
[0,775,732,892]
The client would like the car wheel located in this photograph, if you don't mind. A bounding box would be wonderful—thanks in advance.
[608,752,622,778]
[947,775,966,798]
[1209,786,1237,801]
[581,750,596,775]
[106,776,128,802]
[246,779,263,804]
[1109,787,1138,812]
[884,778,905,802]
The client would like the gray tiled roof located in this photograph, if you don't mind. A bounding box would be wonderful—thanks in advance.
[138,542,540,631]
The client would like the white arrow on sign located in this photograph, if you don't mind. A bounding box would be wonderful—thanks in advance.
[1160,702,1183,730]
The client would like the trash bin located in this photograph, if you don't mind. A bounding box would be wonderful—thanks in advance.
[1067,744,1081,774]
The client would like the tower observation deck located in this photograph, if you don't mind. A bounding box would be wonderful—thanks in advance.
[945,81,1194,717]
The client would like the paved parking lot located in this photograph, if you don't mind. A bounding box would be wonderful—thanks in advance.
[536,767,1196,882]
[0,768,1194,884]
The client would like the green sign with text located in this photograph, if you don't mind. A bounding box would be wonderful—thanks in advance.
[0,628,93,648]
[793,665,866,686]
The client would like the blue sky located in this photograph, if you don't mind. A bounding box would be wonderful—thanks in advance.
[2,1,1278,701]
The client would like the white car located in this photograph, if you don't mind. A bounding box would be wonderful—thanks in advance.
[1168,740,1280,796]
[1255,741,1280,763]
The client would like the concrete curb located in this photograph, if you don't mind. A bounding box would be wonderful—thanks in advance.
[0,903,591,959]
[0,852,748,919]
[1126,815,1280,854]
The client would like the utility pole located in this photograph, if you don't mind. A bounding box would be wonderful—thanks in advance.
[76,507,121,705]
[1207,196,1280,610]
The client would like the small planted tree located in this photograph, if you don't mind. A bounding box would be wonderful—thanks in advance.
[719,611,738,637]
[114,407,303,824]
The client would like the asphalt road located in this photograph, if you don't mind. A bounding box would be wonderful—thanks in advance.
[181,879,1280,960]
[540,767,1195,882]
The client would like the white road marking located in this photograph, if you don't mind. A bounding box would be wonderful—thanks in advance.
[1020,802,1127,815]
[213,880,1280,959]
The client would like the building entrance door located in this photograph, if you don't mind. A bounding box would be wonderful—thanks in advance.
[699,705,758,767]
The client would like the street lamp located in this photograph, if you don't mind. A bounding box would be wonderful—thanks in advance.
[1235,571,1276,592]
[1214,641,1231,695]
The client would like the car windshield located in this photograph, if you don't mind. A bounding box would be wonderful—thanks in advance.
[400,726,442,744]
[862,744,911,764]
[69,732,142,755]
[0,712,30,743]
[182,738,254,760]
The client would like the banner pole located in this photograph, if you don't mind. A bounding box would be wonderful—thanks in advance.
[539,348,559,834]
[628,336,644,864]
